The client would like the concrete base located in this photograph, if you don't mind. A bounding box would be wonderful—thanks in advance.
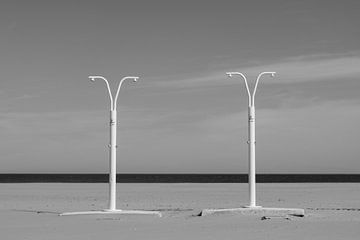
[200,207,304,217]
[244,205,262,209]
[60,209,162,217]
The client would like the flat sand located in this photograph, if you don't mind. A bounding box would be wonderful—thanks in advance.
[1,183,360,239]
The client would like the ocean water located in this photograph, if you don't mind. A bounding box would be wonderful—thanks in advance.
[1,174,360,183]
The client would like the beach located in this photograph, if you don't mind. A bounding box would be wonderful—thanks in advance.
[1,183,360,239]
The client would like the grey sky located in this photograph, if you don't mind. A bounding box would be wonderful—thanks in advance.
[1,0,359,173]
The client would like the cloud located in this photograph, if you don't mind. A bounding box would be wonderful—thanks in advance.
[153,53,360,89]
[250,55,360,84]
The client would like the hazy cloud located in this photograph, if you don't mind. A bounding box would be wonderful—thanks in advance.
[154,53,360,89]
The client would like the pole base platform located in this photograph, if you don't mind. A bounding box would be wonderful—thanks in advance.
[244,205,262,209]
[60,209,162,217]
[200,207,304,217]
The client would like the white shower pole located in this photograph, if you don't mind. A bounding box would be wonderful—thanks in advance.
[60,75,161,217]
[226,72,276,208]
[201,72,304,217]
[89,75,138,211]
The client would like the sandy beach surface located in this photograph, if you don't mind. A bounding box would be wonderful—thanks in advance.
[1,183,360,239]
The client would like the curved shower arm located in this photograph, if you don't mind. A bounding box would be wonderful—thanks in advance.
[89,76,114,110]
[252,72,276,105]
[226,72,251,106]
[114,76,139,111]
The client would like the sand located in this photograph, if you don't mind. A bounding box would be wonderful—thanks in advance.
[1,183,360,239]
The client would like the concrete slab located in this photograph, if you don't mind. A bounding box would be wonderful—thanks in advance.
[200,207,304,217]
[60,209,162,217]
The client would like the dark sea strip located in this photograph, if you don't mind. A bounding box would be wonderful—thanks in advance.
[1,174,360,183]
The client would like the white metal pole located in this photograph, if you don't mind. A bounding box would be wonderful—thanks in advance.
[199,71,304,217]
[248,105,256,207]
[89,75,138,212]
[226,71,275,208]
[60,75,161,217]
[109,110,117,210]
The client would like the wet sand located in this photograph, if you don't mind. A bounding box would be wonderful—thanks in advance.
[1,183,360,239]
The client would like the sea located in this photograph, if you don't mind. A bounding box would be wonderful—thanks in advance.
[1,174,360,183]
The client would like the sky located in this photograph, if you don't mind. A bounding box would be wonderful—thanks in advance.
[0,0,359,173]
